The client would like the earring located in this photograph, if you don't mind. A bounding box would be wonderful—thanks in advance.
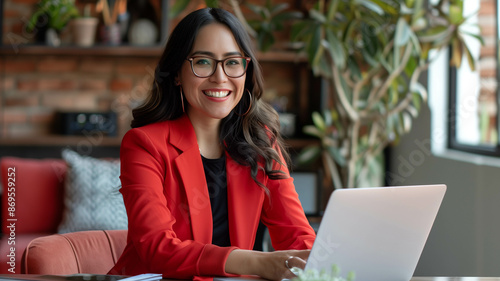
[237,89,252,116]
[179,87,185,113]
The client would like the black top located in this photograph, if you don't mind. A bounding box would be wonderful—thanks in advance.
[201,154,231,247]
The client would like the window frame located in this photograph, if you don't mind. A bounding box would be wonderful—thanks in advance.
[447,0,500,157]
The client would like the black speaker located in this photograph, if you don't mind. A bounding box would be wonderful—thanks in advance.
[55,111,118,137]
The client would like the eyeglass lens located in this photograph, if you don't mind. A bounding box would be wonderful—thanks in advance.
[191,57,248,78]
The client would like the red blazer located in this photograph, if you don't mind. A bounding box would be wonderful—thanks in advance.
[109,114,316,279]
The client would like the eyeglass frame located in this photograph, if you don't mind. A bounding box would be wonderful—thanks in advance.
[186,56,252,78]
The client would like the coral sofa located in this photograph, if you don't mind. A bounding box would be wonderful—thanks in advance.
[22,229,127,274]
[0,151,127,274]
[0,157,66,274]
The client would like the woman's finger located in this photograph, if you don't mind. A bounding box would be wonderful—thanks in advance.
[294,250,311,261]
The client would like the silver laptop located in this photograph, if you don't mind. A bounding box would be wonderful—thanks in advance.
[216,184,446,281]
[306,184,446,281]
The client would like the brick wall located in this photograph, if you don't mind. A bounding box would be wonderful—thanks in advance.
[1,0,158,140]
[478,0,497,142]
[1,54,158,138]
[1,0,496,141]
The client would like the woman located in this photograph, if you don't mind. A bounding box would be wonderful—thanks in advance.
[109,7,316,281]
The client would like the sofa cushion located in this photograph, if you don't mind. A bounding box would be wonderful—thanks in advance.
[57,149,127,233]
[0,157,65,234]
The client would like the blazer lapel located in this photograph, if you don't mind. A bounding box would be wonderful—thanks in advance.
[226,155,265,249]
[170,115,213,244]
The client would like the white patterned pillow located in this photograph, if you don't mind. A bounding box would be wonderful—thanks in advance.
[58,149,128,233]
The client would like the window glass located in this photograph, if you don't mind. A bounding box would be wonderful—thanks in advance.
[450,0,498,149]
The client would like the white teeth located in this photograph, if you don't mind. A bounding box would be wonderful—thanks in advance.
[204,91,230,98]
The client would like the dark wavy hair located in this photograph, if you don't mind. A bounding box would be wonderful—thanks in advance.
[131,8,290,189]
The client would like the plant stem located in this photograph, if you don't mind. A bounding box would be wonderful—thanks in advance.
[387,63,428,116]
[229,0,257,38]
[367,43,414,110]
[347,120,360,188]
[331,62,359,121]
[322,150,343,190]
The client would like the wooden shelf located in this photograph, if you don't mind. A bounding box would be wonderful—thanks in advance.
[285,138,320,150]
[0,135,317,148]
[257,51,307,63]
[0,135,122,146]
[0,44,307,62]
[0,44,165,57]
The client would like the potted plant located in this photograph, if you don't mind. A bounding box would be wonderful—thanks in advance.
[245,0,302,52]
[292,0,483,190]
[71,4,99,47]
[27,0,80,46]
[163,0,482,193]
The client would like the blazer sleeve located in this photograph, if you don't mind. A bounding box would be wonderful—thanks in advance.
[120,128,237,279]
[260,148,316,250]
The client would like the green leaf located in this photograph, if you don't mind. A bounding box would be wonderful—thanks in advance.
[273,11,303,22]
[309,9,327,23]
[408,28,422,55]
[406,104,419,118]
[448,2,464,25]
[417,25,449,42]
[388,86,398,106]
[291,20,313,41]
[26,10,42,32]
[451,37,463,69]
[323,109,333,127]
[325,28,346,69]
[347,269,356,281]
[461,30,485,46]
[271,3,289,14]
[361,48,380,67]
[308,25,324,67]
[326,0,339,21]
[412,92,421,111]
[313,55,333,78]
[327,146,347,167]
[343,18,356,42]
[246,3,264,16]
[297,145,321,166]
[257,31,275,52]
[348,55,363,77]
[404,55,418,77]
[303,125,323,138]
[361,22,379,56]
[402,112,413,133]
[462,40,477,71]
[204,0,219,8]
[395,18,411,47]
[358,0,384,15]
[312,111,326,131]
[370,0,399,15]
[395,113,404,135]
[411,82,428,102]
[169,0,190,18]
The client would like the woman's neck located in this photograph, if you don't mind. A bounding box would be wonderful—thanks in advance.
[187,112,223,159]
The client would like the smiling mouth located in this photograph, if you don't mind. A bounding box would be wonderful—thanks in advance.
[203,90,231,98]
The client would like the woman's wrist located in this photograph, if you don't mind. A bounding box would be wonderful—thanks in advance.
[225,249,310,281]
[225,249,267,276]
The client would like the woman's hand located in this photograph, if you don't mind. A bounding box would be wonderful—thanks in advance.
[256,250,310,281]
[225,249,310,281]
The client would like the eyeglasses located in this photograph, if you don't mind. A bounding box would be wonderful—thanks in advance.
[186,56,251,78]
